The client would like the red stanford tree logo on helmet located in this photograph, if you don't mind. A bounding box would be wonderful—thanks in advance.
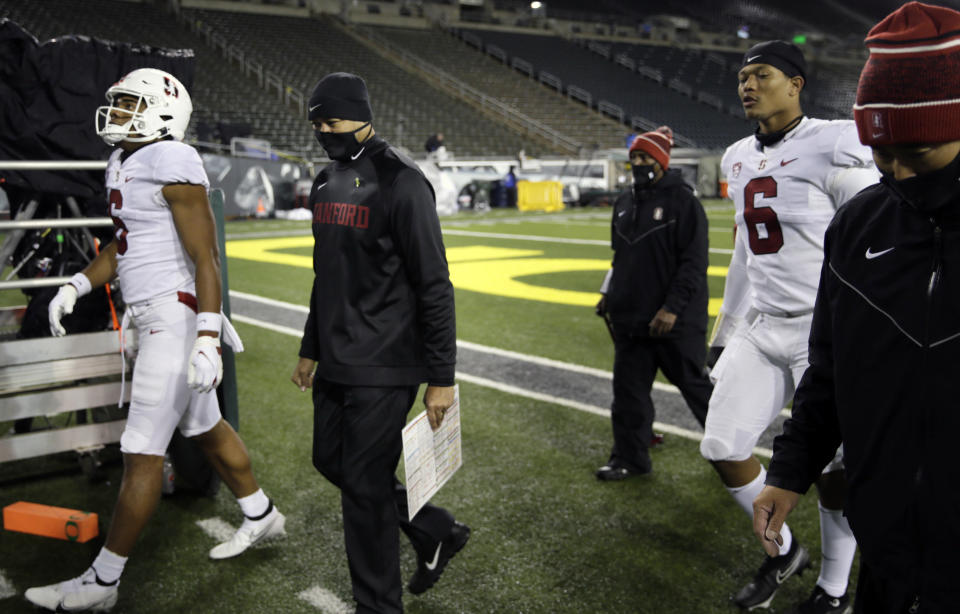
[163,76,179,98]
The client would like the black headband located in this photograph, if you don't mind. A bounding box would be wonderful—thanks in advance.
[741,40,807,81]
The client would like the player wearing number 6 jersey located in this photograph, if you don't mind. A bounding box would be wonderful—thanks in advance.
[702,42,879,613]
[25,69,283,613]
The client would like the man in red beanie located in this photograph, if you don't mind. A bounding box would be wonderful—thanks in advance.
[703,39,881,612]
[754,3,960,612]
[595,126,713,479]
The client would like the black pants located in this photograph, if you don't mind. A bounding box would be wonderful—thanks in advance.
[312,381,456,614]
[853,558,957,614]
[609,332,712,472]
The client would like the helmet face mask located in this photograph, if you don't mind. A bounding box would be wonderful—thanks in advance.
[95,68,192,145]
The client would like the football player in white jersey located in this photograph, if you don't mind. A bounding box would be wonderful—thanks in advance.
[25,68,284,612]
[701,42,879,613]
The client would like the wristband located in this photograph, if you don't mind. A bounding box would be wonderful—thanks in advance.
[68,272,92,297]
[196,311,222,334]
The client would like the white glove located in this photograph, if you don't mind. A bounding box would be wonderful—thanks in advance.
[49,284,79,337]
[48,272,92,337]
[187,335,222,393]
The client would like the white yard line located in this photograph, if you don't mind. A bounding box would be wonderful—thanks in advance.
[228,310,783,456]
[440,229,734,254]
[195,517,237,543]
[443,211,611,226]
[230,290,310,313]
[297,585,353,614]
[455,372,772,458]
[442,228,608,245]
[230,313,304,337]
[457,339,613,379]
[0,569,16,600]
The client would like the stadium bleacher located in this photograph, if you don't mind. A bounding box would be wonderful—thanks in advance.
[460,27,754,149]
[179,9,544,157]
[0,0,877,156]
[359,25,630,151]
[0,0,308,153]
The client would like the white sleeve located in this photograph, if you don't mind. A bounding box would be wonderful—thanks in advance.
[153,143,210,189]
[712,228,752,346]
[827,123,879,208]
[599,268,613,294]
[721,229,752,319]
[827,165,880,209]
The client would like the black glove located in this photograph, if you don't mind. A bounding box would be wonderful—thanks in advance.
[706,345,724,370]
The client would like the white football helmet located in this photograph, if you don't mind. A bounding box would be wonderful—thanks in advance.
[95,68,192,145]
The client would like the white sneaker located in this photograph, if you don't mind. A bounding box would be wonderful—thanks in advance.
[209,505,286,560]
[24,568,119,612]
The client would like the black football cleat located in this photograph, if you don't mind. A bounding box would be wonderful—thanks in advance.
[790,585,852,614]
[408,521,471,595]
[733,539,810,610]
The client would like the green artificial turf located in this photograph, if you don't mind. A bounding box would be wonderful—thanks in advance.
[1,205,855,613]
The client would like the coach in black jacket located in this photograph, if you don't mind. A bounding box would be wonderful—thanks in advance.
[753,4,960,612]
[595,127,712,480]
[291,73,469,614]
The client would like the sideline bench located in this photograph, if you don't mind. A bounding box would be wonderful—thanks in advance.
[0,330,130,464]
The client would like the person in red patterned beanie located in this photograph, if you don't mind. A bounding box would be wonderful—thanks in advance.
[594,124,714,484]
[628,126,674,184]
[754,3,960,613]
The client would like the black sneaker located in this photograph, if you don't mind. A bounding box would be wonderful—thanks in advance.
[733,539,811,610]
[790,585,852,614]
[407,521,471,595]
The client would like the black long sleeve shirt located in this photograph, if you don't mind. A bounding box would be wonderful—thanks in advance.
[605,169,709,337]
[768,182,960,602]
[299,136,456,387]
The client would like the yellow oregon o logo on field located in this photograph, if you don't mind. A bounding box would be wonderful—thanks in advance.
[227,237,725,314]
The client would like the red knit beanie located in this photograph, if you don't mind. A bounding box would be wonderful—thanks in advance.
[629,126,674,169]
[854,1,960,146]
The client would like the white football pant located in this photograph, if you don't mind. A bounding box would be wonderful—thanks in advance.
[701,311,842,470]
[120,294,221,456]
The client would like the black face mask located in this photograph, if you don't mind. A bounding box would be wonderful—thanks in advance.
[632,164,657,188]
[882,151,960,213]
[315,122,370,162]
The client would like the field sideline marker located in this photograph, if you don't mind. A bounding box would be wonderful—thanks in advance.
[297,585,352,614]
[228,308,775,458]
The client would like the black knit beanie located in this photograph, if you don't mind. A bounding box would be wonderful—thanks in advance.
[308,72,373,122]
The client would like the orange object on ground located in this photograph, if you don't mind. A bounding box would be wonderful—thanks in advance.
[3,501,99,543]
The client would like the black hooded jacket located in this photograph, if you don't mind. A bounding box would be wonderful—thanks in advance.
[299,136,456,387]
[604,168,709,337]
[767,181,960,604]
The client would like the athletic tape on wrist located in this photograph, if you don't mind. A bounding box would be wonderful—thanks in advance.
[196,312,222,334]
[69,272,92,297]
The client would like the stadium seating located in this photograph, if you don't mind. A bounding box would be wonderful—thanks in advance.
[358,25,630,151]
[178,9,544,158]
[461,28,754,149]
[0,0,309,153]
[1,0,870,156]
